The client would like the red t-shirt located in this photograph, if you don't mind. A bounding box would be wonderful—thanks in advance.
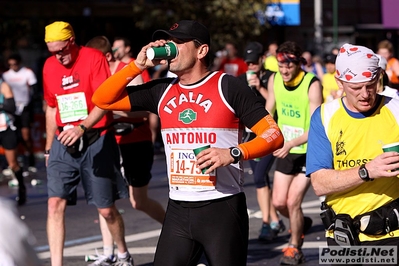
[141,69,151,83]
[126,58,151,82]
[43,46,113,128]
[113,60,152,144]
[219,57,248,77]
[113,60,126,74]
[113,116,152,144]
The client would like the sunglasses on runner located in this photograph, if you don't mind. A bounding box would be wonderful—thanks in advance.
[52,40,71,56]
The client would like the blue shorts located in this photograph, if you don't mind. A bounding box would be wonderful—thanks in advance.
[119,141,154,187]
[47,131,129,208]
[248,153,275,188]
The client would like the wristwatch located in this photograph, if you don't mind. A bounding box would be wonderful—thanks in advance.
[358,164,373,182]
[229,147,242,164]
[78,124,87,133]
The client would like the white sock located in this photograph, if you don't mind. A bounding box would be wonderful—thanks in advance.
[118,251,128,259]
[103,245,114,257]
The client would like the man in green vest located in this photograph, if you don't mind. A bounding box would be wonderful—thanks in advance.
[265,41,323,265]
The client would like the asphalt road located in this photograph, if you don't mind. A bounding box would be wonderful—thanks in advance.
[0,154,327,266]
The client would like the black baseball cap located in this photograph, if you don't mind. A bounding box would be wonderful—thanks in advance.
[324,53,337,64]
[244,42,264,63]
[152,20,210,46]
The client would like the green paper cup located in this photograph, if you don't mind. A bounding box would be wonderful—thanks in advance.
[193,145,210,174]
[246,70,256,82]
[382,142,399,153]
[382,142,399,172]
[146,42,178,60]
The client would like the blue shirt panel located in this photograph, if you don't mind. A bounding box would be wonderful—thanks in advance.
[305,106,333,177]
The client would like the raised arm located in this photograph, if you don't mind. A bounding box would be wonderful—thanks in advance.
[93,40,169,111]
[265,73,276,114]
[92,62,143,111]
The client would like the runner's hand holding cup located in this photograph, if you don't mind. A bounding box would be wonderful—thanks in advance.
[194,145,211,174]
[135,40,172,70]
[382,142,399,172]
[246,70,257,90]
[146,41,178,60]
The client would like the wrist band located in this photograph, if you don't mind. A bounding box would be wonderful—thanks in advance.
[44,150,50,156]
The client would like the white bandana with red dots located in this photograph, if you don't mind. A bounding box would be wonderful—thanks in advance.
[335,43,382,83]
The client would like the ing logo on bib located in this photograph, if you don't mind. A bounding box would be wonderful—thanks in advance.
[178,108,197,124]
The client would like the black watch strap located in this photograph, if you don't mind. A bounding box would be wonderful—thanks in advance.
[229,147,242,164]
[358,164,373,182]
[78,124,87,133]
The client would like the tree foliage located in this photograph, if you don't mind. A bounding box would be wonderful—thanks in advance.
[132,0,269,51]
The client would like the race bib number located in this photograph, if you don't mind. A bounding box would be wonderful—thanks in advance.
[282,124,305,150]
[56,92,88,124]
[169,148,216,191]
[282,124,304,142]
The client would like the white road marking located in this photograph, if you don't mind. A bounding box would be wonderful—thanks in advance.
[37,229,161,259]
[37,200,324,259]
[249,240,327,250]
[248,199,322,218]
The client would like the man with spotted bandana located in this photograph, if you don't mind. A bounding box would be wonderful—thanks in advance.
[266,41,323,265]
[307,43,399,256]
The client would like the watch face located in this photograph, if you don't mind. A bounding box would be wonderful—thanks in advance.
[231,148,241,157]
[359,168,368,179]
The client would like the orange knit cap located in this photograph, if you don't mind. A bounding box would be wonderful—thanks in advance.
[44,21,75,43]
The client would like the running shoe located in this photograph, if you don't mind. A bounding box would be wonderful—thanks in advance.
[258,223,275,241]
[28,166,38,173]
[271,219,286,235]
[280,246,304,265]
[2,168,12,177]
[88,254,116,266]
[114,254,134,266]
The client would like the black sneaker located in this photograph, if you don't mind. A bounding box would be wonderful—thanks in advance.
[258,223,275,241]
[271,219,286,235]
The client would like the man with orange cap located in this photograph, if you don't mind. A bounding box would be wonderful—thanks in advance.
[42,21,133,265]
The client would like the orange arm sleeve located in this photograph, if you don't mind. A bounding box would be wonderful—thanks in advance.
[238,114,284,160]
[92,61,143,111]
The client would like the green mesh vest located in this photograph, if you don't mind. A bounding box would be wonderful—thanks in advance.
[273,72,314,154]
